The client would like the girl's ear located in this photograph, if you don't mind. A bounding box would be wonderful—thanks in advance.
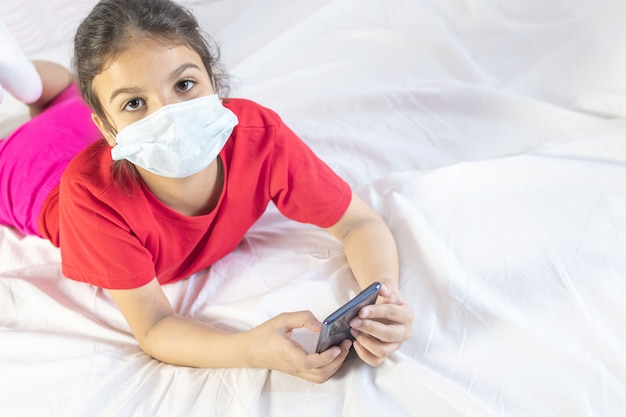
[91,112,117,146]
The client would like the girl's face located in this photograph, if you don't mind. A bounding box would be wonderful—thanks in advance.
[91,37,216,146]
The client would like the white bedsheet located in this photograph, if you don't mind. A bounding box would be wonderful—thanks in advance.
[1,0,626,416]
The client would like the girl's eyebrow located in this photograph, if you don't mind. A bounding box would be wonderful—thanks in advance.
[109,63,202,103]
[170,63,201,80]
[109,87,141,104]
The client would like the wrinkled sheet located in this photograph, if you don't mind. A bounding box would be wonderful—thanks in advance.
[1,0,626,415]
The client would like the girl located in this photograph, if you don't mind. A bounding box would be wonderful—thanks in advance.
[0,0,413,383]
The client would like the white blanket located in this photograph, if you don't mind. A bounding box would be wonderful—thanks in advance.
[1,0,626,415]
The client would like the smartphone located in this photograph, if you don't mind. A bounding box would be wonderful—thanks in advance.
[315,281,381,353]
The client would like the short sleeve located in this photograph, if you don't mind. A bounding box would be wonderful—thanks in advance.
[58,178,156,289]
[268,121,352,228]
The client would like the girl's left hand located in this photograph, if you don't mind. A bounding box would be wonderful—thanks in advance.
[349,283,414,366]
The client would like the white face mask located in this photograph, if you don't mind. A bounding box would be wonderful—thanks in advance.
[111,94,238,178]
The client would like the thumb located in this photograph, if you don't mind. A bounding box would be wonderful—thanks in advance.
[378,283,401,304]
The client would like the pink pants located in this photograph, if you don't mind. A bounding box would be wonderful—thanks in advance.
[0,84,101,236]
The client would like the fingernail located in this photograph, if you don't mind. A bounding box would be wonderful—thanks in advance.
[360,308,370,318]
[351,318,362,328]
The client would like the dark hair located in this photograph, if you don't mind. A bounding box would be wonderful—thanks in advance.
[72,0,230,188]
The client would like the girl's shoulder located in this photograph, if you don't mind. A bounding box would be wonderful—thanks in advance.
[60,138,129,198]
[222,98,284,129]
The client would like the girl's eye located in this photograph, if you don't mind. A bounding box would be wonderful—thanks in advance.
[123,98,144,112]
[176,79,196,92]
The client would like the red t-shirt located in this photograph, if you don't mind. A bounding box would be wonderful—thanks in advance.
[38,99,351,289]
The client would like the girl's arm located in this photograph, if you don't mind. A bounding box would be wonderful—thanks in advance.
[326,192,414,366]
[107,278,351,383]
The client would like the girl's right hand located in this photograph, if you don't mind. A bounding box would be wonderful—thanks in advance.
[244,311,352,383]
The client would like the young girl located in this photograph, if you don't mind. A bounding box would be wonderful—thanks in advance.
[0,0,413,383]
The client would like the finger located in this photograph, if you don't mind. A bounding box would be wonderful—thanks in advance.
[351,329,399,366]
[359,302,413,327]
[377,284,412,308]
[307,337,352,368]
[378,283,406,304]
[303,345,341,369]
[352,337,387,367]
[296,340,351,383]
[318,339,352,369]
[300,358,344,384]
[277,311,322,332]
[378,282,395,299]
[351,316,407,343]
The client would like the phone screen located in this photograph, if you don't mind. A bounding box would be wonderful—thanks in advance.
[315,282,381,353]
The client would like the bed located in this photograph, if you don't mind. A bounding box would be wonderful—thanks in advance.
[2,0,626,415]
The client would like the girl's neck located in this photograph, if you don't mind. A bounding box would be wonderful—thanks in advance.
[137,157,223,217]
